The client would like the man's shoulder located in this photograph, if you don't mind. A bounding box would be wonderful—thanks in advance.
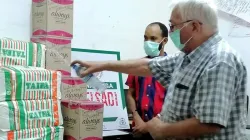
[208,40,246,72]
[211,40,242,64]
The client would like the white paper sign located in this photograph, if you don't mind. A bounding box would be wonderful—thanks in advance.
[214,0,250,23]
[71,48,130,130]
[228,16,250,37]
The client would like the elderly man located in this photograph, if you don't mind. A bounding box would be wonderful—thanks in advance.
[71,0,247,139]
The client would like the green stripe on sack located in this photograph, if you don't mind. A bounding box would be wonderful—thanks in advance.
[18,100,26,129]
[55,127,60,140]
[46,126,51,140]
[50,99,54,127]
[28,70,31,100]
[28,42,34,66]
[7,101,15,130]
[11,66,23,100]
[49,75,54,125]
[20,68,26,101]
[0,39,2,55]
[2,68,12,100]
[39,70,42,99]
[36,43,42,67]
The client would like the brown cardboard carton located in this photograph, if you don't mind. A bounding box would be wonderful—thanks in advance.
[31,37,71,73]
[61,100,104,140]
[32,0,73,39]
[61,76,87,100]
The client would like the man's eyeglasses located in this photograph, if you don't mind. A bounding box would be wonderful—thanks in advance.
[169,20,193,31]
[169,20,202,31]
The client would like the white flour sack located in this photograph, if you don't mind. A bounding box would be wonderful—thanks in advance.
[0,126,64,140]
[0,39,46,68]
[0,65,61,101]
[0,99,63,131]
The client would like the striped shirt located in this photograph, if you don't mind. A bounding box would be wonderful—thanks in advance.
[126,53,167,122]
[149,33,248,140]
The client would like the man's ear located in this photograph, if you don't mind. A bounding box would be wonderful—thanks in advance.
[163,37,168,45]
[192,21,201,33]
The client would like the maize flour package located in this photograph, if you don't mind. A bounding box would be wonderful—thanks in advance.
[0,99,63,131]
[0,126,64,140]
[0,65,61,101]
[0,39,45,68]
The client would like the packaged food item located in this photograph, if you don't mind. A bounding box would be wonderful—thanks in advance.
[32,0,74,39]
[61,76,87,100]
[0,39,45,68]
[31,37,71,73]
[0,66,61,101]
[62,100,104,140]
[0,99,63,131]
[0,126,64,140]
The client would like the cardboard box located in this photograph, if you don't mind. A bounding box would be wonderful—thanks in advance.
[61,76,87,100]
[61,100,104,140]
[32,0,73,39]
[31,37,71,73]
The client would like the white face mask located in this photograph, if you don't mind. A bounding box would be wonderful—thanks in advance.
[143,38,165,57]
[169,22,193,51]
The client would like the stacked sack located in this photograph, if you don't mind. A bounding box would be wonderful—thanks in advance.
[0,39,64,140]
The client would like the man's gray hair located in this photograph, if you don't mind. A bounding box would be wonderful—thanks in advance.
[172,0,218,32]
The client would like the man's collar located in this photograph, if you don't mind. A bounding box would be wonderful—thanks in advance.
[186,32,222,62]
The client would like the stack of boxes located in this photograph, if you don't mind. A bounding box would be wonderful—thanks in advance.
[31,0,88,100]
[31,0,104,139]
[31,0,73,73]
[0,39,64,139]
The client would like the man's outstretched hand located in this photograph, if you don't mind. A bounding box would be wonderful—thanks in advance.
[71,60,106,77]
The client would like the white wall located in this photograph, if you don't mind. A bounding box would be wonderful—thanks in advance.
[0,0,32,41]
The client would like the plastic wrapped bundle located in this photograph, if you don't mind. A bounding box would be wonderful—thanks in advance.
[0,99,63,131]
[0,39,45,67]
[0,126,64,140]
[0,65,61,101]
